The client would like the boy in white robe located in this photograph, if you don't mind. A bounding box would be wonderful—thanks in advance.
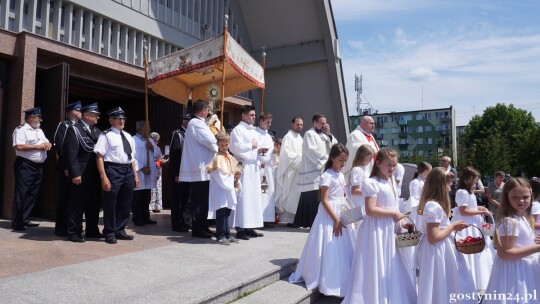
[207,133,241,245]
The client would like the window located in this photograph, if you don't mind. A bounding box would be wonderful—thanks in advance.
[406,126,413,133]
[417,138,424,144]
[404,114,413,121]
[392,139,399,145]
[380,128,388,135]
[426,138,433,144]
[417,113,423,120]
[417,126,423,133]
[401,151,409,157]
[400,139,407,144]
[425,125,432,132]
[418,150,424,156]
[425,113,432,120]
[380,140,388,146]
[391,127,399,134]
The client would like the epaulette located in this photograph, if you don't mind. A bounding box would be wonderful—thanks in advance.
[16,124,24,129]
[102,128,111,134]
[172,129,181,135]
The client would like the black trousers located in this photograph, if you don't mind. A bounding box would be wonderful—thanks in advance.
[189,181,209,234]
[132,189,151,224]
[66,171,101,237]
[170,179,191,230]
[54,166,71,235]
[11,157,43,227]
[215,207,232,239]
[102,163,135,237]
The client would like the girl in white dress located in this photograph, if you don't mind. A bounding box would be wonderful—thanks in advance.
[529,178,540,235]
[348,144,374,212]
[484,178,540,303]
[406,161,432,223]
[343,148,417,304]
[416,168,476,304]
[451,166,493,292]
[289,143,355,297]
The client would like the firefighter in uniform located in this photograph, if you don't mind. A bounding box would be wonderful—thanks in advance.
[11,107,52,231]
[94,107,139,244]
[64,103,103,242]
[53,101,82,236]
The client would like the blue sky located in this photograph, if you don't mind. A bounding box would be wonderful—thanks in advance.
[331,0,540,126]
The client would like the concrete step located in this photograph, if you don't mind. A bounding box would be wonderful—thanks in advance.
[233,279,324,304]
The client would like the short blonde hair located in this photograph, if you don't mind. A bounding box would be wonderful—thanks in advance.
[216,132,230,143]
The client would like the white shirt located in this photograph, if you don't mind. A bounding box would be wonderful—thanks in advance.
[12,123,49,163]
[93,127,136,164]
[179,115,218,182]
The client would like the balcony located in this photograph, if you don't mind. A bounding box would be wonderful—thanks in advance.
[399,131,408,138]
[398,119,408,126]
[398,143,409,150]
[440,130,449,136]
[440,116,451,123]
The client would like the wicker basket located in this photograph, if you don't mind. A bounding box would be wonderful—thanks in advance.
[395,217,422,248]
[454,225,486,254]
[482,214,495,237]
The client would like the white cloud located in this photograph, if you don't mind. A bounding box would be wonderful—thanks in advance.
[330,0,431,21]
[394,27,417,47]
[409,68,438,82]
[347,40,365,50]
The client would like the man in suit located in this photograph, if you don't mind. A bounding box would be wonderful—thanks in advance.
[53,101,82,237]
[169,114,192,232]
[63,103,103,242]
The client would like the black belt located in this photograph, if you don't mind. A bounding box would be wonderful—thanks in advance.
[104,162,132,168]
[16,156,45,166]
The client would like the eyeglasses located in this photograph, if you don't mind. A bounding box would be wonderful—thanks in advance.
[364,122,375,125]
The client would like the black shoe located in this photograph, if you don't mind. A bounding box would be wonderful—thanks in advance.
[24,222,40,227]
[116,233,135,240]
[204,229,216,237]
[69,235,85,243]
[246,229,264,237]
[12,225,26,231]
[192,231,212,238]
[236,232,250,240]
[55,231,69,237]
[287,223,300,228]
[172,226,189,232]
[144,219,157,225]
[133,221,145,226]
[105,236,117,244]
[85,232,105,238]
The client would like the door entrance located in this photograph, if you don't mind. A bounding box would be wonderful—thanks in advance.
[33,62,69,219]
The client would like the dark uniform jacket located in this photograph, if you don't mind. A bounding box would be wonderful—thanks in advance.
[168,126,186,180]
[54,120,75,169]
[63,121,101,178]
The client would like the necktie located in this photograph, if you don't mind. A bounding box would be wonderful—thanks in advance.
[120,131,132,160]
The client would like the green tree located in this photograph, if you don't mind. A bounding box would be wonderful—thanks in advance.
[461,103,538,177]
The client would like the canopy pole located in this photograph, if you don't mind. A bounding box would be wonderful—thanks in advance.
[220,15,229,130]
[260,47,267,112]
[143,39,150,168]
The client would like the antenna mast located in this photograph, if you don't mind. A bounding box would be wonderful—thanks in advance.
[355,74,373,115]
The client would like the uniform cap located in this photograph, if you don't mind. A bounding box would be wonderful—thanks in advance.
[64,101,82,112]
[23,107,42,117]
[107,107,126,119]
[81,103,100,114]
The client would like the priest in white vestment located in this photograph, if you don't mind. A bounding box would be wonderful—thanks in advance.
[229,105,264,240]
[132,121,161,226]
[275,117,304,226]
[343,115,379,180]
[256,112,276,225]
[295,113,335,228]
